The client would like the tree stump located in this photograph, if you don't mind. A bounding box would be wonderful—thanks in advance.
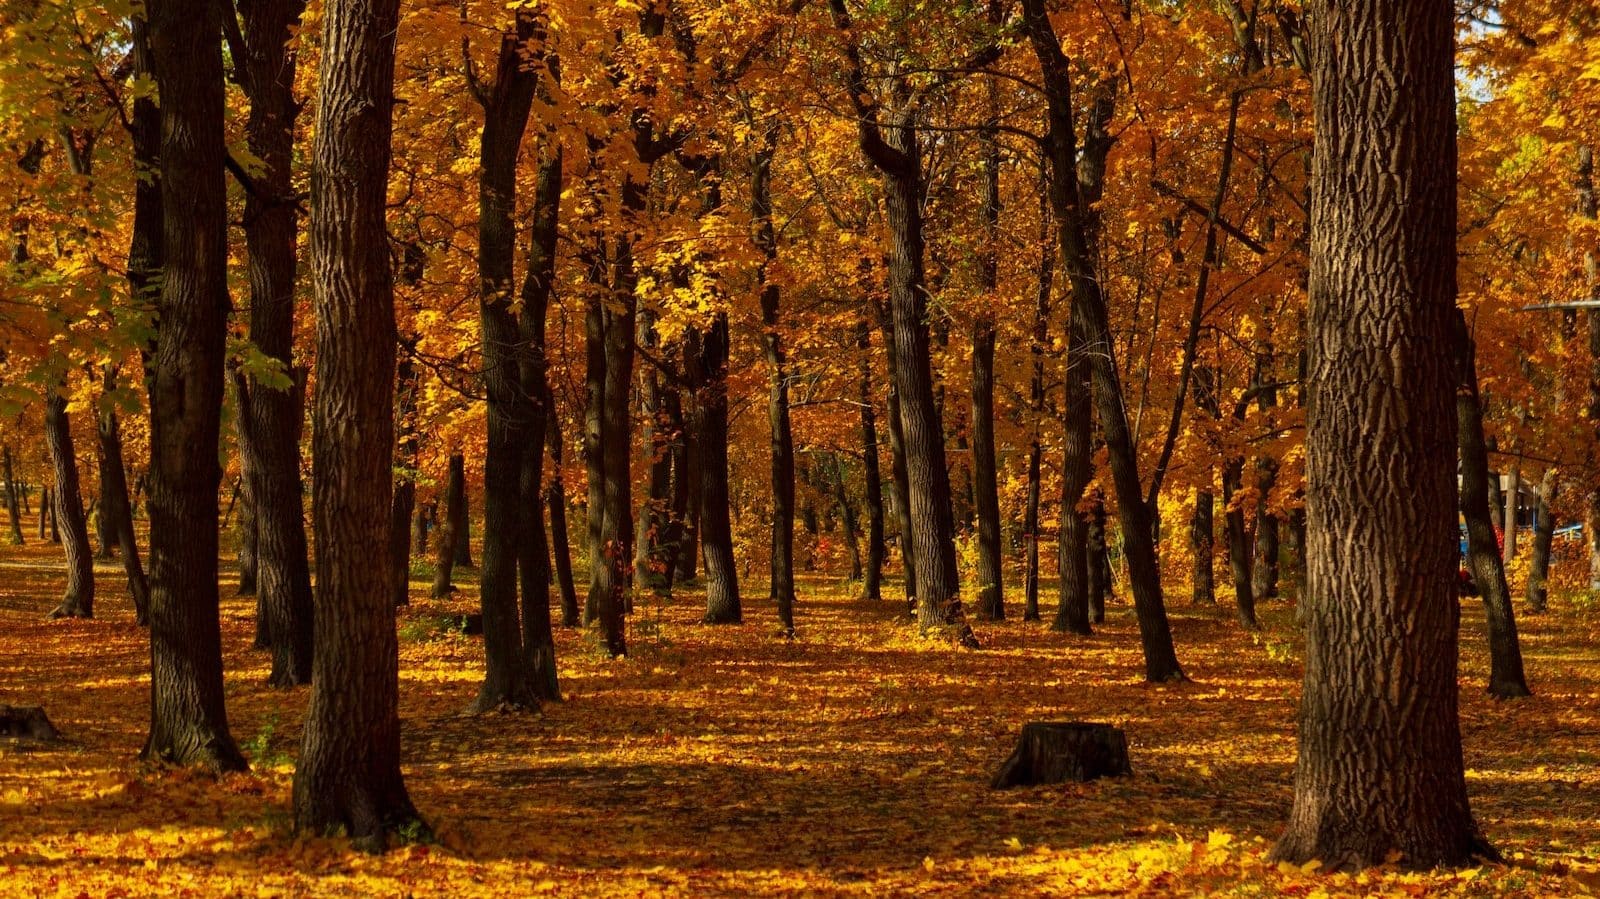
[991,722,1130,788]
[0,705,62,742]
[450,613,483,636]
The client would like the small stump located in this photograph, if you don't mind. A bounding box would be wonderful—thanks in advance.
[451,613,484,636]
[991,721,1130,789]
[0,705,62,742]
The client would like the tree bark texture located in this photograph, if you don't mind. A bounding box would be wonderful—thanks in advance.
[1274,0,1486,867]
[142,0,246,772]
[293,0,424,847]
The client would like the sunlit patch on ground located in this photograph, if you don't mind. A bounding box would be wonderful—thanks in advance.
[1,541,1596,896]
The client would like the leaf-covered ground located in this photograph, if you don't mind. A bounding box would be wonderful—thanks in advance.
[2,541,1598,896]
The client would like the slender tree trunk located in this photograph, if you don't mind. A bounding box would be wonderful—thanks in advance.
[2,446,23,545]
[96,371,150,623]
[454,481,473,568]
[38,486,49,542]
[1502,464,1521,560]
[235,426,258,597]
[1087,498,1110,625]
[432,453,464,598]
[830,455,864,581]
[471,13,544,712]
[1274,0,1486,866]
[1525,469,1555,613]
[753,132,796,634]
[142,0,246,772]
[1454,313,1531,699]
[1192,489,1215,604]
[1023,4,1182,679]
[1223,455,1257,628]
[1251,344,1280,601]
[391,344,418,608]
[633,316,673,593]
[548,415,580,627]
[45,392,94,619]
[879,301,917,608]
[1024,189,1052,623]
[857,320,885,602]
[971,86,1004,621]
[1054,313,1093,636]
[674,410,700,585]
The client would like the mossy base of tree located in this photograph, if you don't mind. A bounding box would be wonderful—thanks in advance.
[992,722,1131,789]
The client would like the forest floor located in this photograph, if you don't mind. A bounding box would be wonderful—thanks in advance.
[2,540,1598,896]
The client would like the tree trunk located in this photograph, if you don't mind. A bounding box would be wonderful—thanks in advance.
[971,90,1004,621]
[879,301,917,608]
[1525,469,1555,613]
[856,319,885,602]
[1454,314,1531,699]
[37,486,49,542]
[673,411,700,585]
[1501,464,1520,560]
[753,133,796,634]
[582,227,634,656]
[454,481,473,568]
[96,372,150,623]
[1251,345,1280,602]
[1054,313,1093,636]
[432,453,464,598]
[391,345,418,608]
[1024,190,1052,623]
[633,315,673,594]
[1023,4,1181,678]
[1087,498,1110,625]
[239,0,314,688]
[690,317,744,625]
[472,13,544,712]
[142,0,246,772]
[294,0,425,847]
[235,422,258,597]
[2,445,23,545]
[1223,455,1257,628]
[44,392,94,619]
[1274,0,1487,867]
[1191,489,1215,604]
[548,415,580,627]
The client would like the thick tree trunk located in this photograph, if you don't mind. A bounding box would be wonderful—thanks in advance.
[96,373,150,623]
[142,0,246,772]
[1454,314,1531,699]
[44,392,94,619]
[690,317,744,625]
[294,0,425,847]
[1023,3,1181,679]
[856,320,885,602]
[239,0,314,688]
[1525,469,1555,613]
[432,453,464,598]
[1274,0,1487,867]
[753,136,796,634]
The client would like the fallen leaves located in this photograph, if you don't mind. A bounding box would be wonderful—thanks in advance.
[0,540,1597,895]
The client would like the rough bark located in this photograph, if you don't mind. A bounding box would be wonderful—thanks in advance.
[1454,313,1531,699]
[142,0,246,772]
[293,0,425,847]
[878,300,917,607]
[1273,0,1487,867]
[239,0,314,688]
[44,392,94,620]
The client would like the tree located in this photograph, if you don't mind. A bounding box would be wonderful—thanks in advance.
[231,0,315,688]
[43,389,92,619]
[1274,0,1488,868]
[140,0,246,772]
[292,0,425,849]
